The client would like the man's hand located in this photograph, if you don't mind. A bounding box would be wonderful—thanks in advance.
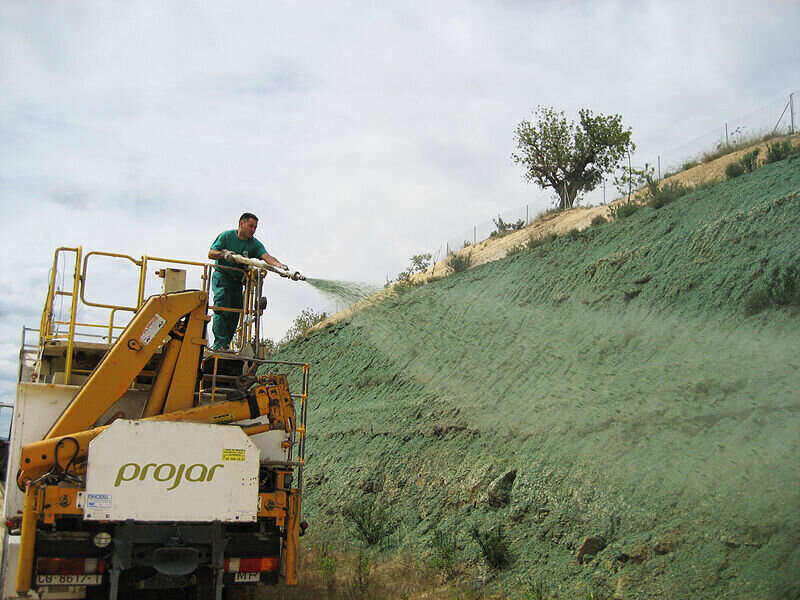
[221,250,235,261]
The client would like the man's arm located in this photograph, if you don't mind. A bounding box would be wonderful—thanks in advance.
[208,249,231,261]
[261,252,287,270]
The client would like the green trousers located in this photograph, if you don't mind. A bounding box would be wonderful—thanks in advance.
[211,271,243,351]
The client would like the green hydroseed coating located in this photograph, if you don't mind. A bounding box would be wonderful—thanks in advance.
[266,156,800,599]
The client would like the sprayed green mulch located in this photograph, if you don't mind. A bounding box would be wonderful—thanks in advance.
[267,156,800,600]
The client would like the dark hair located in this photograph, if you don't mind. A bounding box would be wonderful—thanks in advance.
[239,212,259,223]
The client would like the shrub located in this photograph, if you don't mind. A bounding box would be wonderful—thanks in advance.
[745,265,800,315]
[527,232,557,250]
[609,202,639,220]
[490,216,525,237]
[394,253,433,283]
[342,496,396,546]
[765,140,796,164]
[740,148,760,173]
[507,232,558,256]
[648,180,691,209]
[425,528,460,580]
[280,308,327,343]
[564,228,585,241]
[447,252,471,274]
[725,161,745,179]
[469,523,512,570]
[590,214,607,226]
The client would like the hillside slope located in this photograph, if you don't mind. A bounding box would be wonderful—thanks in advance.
[271,155,800,599]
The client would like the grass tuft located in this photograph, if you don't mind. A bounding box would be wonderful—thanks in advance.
[647,180,691,209]
[469,522,513,570]
[447,252,472,274]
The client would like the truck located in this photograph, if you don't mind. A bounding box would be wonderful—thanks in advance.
[1,246,309,599]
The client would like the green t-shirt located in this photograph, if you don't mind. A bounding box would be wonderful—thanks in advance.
[210,230,268,282]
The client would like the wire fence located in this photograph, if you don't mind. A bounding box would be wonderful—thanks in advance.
[407,90,798,273]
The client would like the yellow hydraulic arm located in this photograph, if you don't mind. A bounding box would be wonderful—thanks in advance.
[18,373,297,488]
[46,290,208,439]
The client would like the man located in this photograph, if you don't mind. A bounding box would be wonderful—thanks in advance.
[208,213,287,352]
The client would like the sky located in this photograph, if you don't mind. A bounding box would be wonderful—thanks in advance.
[1,1,798,401]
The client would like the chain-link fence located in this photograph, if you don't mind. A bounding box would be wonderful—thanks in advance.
[406,90,798,275]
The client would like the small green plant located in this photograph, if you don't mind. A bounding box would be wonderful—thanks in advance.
[765,140,796,164]
[745,265,800,315]
[613,163,654,199]
[740,148,760,173]
[341,551,372,599]
[590,214,607,226]
[519,578,551,600]
[490,216,525,237]
[316,542,338,590]
[342,496,397,547]
[609,201,639,220]
[425,528,461,580]
[447,252,472,274]
[469,522,512,570]
[725,161,745,179]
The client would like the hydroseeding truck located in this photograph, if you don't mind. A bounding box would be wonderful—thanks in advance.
[2,247,309,600]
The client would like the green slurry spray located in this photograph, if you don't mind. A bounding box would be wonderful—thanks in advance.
[305,278,379,308]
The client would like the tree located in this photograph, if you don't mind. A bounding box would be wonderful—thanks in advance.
[512,106,635,210]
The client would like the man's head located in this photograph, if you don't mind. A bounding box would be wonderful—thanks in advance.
[237,213,258,239]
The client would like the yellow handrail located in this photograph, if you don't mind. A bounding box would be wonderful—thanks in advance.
[63,246,82,383]
[39,247,267,382]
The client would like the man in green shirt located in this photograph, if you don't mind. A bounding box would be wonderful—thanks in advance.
[208,212,288,352]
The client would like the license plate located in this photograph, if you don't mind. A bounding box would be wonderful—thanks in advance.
[233,572,261,583]
[36,574,102,586]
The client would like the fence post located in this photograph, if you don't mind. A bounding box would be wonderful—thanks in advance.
[627,150,632,203]
[473,225,476,245]
[725,122,729,147]
[791,92,795,135]
[658,155,661,180]
[526,204,529,224]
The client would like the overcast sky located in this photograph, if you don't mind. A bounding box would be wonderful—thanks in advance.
[1,1,798,401]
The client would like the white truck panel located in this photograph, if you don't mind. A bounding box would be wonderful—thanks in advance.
[85,420,259,522]
[2,384,149,520]
[234,416,291,463]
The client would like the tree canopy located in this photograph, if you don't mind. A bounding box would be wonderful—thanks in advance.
[512,106,634,210]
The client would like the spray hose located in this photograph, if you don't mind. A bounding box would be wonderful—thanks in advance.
[225,253,306,281]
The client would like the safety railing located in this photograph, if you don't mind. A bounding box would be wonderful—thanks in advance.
[39,246,271,384]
